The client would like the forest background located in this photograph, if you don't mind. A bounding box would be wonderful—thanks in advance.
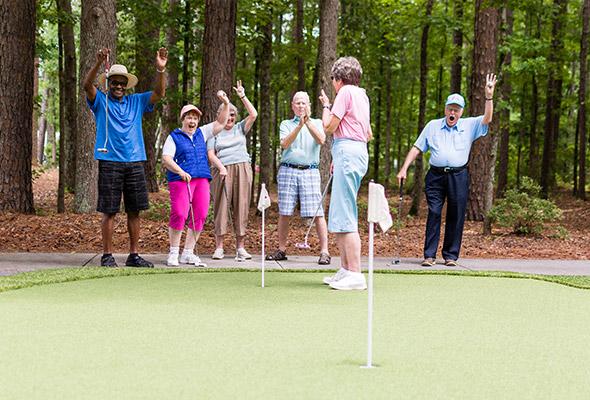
[1,0,589,258]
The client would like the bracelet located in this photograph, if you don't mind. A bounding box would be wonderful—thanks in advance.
[323,104,331,109]
[240,95,246,99]
[485,97,493,101]
[156,68,166,73]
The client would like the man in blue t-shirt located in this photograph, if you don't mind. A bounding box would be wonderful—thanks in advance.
[397,73,497,267]
[83,47,168,268]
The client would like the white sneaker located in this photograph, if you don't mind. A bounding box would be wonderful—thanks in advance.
[322,268,349,285]
[236,248,252,260]
[167,252,179,267]
[235,248,252,261]
[329,272,367,291]
[180,252,207,267]
[212,248,225,260]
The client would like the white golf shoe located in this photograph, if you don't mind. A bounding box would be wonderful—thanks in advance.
[167,252,179,267]
[329,272,367,291]
[235,247,252,261]
[322,267,349,285]
[212,248,225,260]
[180,252,207,267]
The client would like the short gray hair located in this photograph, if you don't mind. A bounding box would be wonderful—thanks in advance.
[331,56,363,86]
[292,91,310,103]
[216,102,238,117]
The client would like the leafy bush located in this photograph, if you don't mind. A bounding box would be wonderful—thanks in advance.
[488,177,562,235]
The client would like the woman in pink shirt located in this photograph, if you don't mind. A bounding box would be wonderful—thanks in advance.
[319,56,372,291]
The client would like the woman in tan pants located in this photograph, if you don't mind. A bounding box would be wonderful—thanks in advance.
[207,80,258,261]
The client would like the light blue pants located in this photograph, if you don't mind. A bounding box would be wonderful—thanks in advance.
[328,139,368,233]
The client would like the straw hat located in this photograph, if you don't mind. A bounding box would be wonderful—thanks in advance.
[179,104,203,121]
[98,64,138,89]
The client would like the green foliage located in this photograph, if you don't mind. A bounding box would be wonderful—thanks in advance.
[143,198,170,222]
[488,177,563,235]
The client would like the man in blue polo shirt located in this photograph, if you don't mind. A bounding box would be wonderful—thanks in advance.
[265,91,331,265]
[397,73,497,267]
[83,47,168,267]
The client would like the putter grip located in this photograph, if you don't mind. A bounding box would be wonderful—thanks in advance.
[399,178,404,198]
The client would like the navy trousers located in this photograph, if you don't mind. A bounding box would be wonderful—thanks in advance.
[423,168,469,261]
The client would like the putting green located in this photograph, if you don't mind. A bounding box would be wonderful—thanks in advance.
[1,272,589,399]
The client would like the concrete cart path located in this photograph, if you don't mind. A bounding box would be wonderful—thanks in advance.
[0,252,588,277]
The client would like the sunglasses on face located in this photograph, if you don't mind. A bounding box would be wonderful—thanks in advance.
[109,80,127,87]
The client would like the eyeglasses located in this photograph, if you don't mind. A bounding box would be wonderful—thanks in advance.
[109,80,127,87]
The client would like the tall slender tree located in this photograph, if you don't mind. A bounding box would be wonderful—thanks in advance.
[541,0,569,197]
[0,0,36,212]
[75,0,117,213]
[294,0,305,91]
[576,0,590,199]
[410,0,434,217]
[258,11,273,197]
[450,0,464,94]
[466,0,498,233]
[200,0,237,122]
[314,0,339,186]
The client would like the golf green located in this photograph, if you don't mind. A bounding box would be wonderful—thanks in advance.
[1,272,589,399]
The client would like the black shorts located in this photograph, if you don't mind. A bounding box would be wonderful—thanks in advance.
[97,161,149,214]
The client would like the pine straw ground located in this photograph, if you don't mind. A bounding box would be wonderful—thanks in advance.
[0,168,588,259]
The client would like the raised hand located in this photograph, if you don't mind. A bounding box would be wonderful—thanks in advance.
[96,48,110,65]
[155,47,168,71]
[319,89,330,107]
[233,80,245,98]
[217,90,230,105]
[485,73,497,98]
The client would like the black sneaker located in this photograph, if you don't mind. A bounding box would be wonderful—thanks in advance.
[125,254,154,268]
[101,254,118,267]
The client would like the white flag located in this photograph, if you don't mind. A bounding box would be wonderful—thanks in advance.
[257,183,271,211]
[367,182,393,232]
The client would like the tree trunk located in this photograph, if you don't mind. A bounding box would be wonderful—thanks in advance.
[314,0,340,187]
[200,0,237,123]
[257,14,273,198]
[75,0,117,213]
[450,0,464,94]
[0,0,35,213]
[410,0,434,217]
[373,60,383,181]
[540,0,568,197]
[48,122,56,165]
[294,0,305,92]
[466,0,498,234]
[577,0,590,199]
[162,0,180,147]
[182,0,190,105]
[529,73,539,181]
[32,58,39,167]
[384,64,392,187]
[37,84,49,164]
[495,7,513,198]
[135,0,162,193]
[57,0,78,192]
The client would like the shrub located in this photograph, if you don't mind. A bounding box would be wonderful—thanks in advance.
[488,177,562,235]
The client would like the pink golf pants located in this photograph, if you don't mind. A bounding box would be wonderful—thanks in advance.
[168,178,210,231]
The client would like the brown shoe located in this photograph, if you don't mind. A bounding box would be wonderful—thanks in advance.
[318,252,331,265]
[444,259,458,267]
[265,249,287,261]
[421,258,436,267]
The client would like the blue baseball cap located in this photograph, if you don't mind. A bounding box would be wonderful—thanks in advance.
[445,93,465,108]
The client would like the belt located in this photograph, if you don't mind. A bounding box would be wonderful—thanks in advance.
[430,164,468,174]
[280,162,318,170]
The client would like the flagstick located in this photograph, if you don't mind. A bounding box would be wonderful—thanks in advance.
[261,186,266,288]
[362,221,375,369]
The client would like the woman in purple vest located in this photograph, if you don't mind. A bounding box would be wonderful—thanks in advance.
[162,91,230,267]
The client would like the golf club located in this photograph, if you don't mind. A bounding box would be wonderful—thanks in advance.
[97,52,110,153]
[186,181,205,267]
[295,174,333,249]
[393,178,404,264]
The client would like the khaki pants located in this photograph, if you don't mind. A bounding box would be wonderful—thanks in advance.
[211,162,252,237]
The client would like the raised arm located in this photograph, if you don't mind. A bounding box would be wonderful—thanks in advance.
[319,89,341,134]
[211,90,231,135]
[280,117,306,149]
[149,48,168,104]
[83,48,109,103]
[304,105,325,145]
[482,73,496,125]
[233,80,257,133]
